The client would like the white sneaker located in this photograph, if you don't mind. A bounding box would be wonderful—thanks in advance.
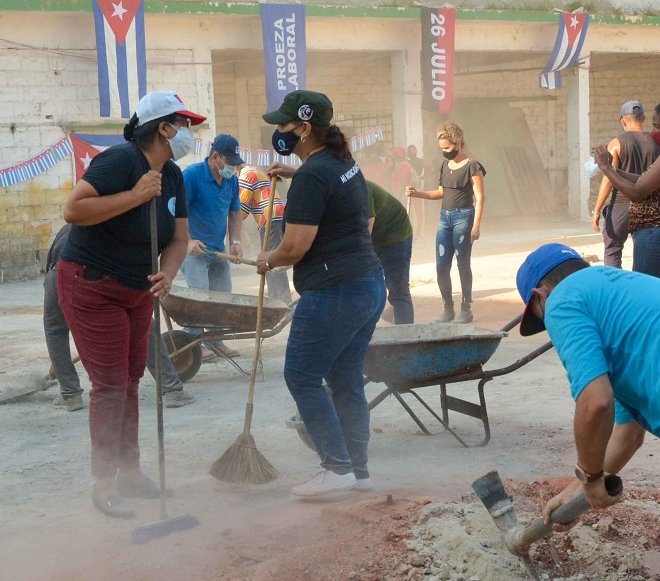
[355,477,373,491]
[291,470,357,497]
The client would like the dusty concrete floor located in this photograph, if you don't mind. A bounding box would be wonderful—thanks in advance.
[0,216,657,580]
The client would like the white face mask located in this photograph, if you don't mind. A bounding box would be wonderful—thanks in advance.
[167,124,194,161]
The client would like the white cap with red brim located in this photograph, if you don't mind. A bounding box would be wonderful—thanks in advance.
[136,91,206,127]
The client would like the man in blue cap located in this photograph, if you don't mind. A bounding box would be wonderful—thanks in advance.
[181,134,245,359]
[516,243,659,526]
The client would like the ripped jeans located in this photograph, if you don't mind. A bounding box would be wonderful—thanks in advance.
[435,207,474,304]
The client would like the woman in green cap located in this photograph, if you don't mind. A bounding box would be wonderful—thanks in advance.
[258,90,386,497]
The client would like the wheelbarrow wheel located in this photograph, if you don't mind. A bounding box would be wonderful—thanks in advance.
[161,330,202,383]
[284,383,333,453]
[285,412,318,452]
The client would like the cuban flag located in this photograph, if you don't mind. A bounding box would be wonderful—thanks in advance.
[93,0,147,118]
[69,132,124,182]
[539,11,589,90]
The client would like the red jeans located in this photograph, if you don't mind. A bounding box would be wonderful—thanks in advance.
[57,260,153,479]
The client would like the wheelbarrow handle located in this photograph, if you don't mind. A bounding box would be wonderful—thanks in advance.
[499,314,522,333]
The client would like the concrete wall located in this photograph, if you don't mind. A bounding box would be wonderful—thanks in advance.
[0,8,658,280]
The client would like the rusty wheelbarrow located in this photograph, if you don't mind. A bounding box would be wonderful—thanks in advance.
[287,315,552,449]
[160,286,294,381]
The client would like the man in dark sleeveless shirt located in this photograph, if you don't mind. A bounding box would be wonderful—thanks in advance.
[591,101,658,267]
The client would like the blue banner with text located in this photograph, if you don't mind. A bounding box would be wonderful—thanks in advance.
[260,3,307,112]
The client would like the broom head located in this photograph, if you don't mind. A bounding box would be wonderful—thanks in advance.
[209,432,278,484]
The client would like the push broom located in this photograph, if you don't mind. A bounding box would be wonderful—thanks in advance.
[209,177,279,484]
[131,195,200,543]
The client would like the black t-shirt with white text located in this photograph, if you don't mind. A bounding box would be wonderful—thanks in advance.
[284,150,380,293]
[61,142,188,289]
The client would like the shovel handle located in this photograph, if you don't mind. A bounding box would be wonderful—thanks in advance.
[508,474,622,555]
[201,247,257,267]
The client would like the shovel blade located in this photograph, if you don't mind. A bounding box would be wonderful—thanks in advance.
[472,470,518,532]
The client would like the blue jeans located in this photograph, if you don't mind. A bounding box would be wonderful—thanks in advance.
[181,252,232,293]
[181,252,232,337]
[375,235,414,324]
[436,207,475,304]
[632,227,660,278]
[284,269,386,478]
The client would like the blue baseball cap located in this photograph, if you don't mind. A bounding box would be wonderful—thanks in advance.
[211,134,244,165]
[619,100,643,117]
[516,243,582,336]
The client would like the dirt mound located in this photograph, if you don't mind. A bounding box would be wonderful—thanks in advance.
[212,481,659,581]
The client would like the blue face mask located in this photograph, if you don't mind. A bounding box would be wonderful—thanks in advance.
[272,128,301,156]
[220,164,236,179]
[215,160,236,179]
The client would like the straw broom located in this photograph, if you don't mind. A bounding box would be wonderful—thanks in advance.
[209,176,279,483]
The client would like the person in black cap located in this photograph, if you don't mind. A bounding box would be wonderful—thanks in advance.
[515,243,659,529]
[591,100,657,268]
[181,134,245,360]
[259,90,386,497]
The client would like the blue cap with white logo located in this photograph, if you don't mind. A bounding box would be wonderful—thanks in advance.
[516,243,582,336]
[211,134,244,165]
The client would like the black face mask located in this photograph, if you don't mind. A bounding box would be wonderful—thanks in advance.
[442,148,459,160]
[272,128,301,156]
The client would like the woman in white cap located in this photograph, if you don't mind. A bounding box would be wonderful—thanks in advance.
[58,92,205,518]
[259,90,386,497]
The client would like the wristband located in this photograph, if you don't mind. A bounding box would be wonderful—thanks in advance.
[230,240,241,245]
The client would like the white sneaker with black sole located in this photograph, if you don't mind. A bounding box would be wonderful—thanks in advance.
[291,470,357,497]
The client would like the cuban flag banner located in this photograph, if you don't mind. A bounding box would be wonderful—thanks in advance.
[260,3,306,112]
[420,6,456,114]
[92,0,147,118]
[69,132,124,182]
[539,11,589,90]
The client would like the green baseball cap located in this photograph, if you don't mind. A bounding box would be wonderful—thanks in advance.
[262,90,333,126]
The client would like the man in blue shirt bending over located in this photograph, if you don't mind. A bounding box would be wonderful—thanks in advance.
[182,134,244,359]
[516,243,659,526]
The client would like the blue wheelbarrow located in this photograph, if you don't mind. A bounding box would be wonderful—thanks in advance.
[287,316,552,449]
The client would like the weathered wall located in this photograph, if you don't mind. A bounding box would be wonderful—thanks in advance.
[0,7,658,280]
[0,11,214,281]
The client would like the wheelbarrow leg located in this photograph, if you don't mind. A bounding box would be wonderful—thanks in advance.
[434,379,492,447]
[404,389,472,447]
[207,343,250,376]
[476,377,491,447]
[367,385,394,411]
[440,384,449,428]
[392,390,434,435]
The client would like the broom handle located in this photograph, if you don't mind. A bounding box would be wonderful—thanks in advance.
[242,176,279,436]
[150,197,168,520]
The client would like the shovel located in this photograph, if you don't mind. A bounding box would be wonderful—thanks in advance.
[472,470,623,556]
